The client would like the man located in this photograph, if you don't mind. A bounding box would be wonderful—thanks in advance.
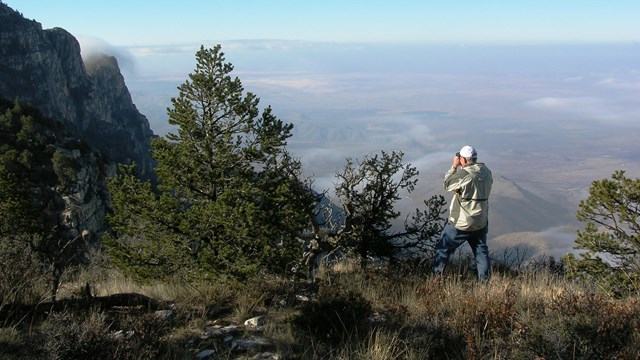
[433,145,493,282]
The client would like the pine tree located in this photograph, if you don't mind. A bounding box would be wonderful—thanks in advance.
[105,45,316,281]
[564,170,640,296]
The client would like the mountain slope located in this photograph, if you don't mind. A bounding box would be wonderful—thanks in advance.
[0,3,155,178]
[489,175,574,235]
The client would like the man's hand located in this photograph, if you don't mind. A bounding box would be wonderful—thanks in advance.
[452,156,461,169]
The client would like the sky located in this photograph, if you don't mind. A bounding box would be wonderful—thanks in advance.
[5,0,640,258]
[8,0,640,45]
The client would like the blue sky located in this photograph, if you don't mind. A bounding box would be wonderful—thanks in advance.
[8,0,640,45]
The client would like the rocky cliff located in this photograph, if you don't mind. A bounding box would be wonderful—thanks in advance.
[0,3,155,179]
[0,3,157,244]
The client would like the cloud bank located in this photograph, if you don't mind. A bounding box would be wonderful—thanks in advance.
[77,36,137,77]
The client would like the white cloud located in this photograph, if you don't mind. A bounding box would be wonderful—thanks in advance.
[127,44,199,57]
[124,39,320,58]
[245,77,335,93]
[77,36,136,74]
[598,77,640,90]
[524,96,630,122]
[526,96,599,110]
[220,39,327,51]
[411,151,451,173]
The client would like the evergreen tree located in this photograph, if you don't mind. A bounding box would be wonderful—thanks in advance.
[0,162,44,304]
[564,170,640,296]
[0,99,95,301]
[333,150,446,269]
[106,45,316,281]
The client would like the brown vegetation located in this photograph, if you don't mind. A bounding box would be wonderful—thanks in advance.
[1,255,639,359]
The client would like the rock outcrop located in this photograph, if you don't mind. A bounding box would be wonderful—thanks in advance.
[0,96,114,249]
[0,3,155,179]
[0,3,157,243]
[55,146,115,241]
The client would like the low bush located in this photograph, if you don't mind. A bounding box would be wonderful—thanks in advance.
[294,285,373,345]
[516,291,640,359]
[38,309,173,360]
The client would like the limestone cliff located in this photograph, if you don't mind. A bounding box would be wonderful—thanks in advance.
[0,3,155,179]
[0,3,156,243]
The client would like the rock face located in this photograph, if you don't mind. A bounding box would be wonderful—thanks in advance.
[0,3,155,179]
[0,3,157,243]
[56,146,116,241]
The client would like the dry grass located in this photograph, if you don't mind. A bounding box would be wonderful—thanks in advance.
[292,264,640,359]
[4,260,640,359]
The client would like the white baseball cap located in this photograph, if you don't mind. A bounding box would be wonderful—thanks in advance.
[457,145,477,158]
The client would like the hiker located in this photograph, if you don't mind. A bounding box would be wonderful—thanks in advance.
[433,145,493,282]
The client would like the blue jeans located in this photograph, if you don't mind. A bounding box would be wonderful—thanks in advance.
[433,223,490,282]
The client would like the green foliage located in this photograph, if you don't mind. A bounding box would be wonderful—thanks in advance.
[104,164,197,281]
[106,45,316,281]
[0,98,100,302]
[333,150,446,269]
[0,100,52,237]
[0,100,55,302]
[0,163,38,237]
[0,234,48,306]
[564,170,640,295]
[52,148,79,186]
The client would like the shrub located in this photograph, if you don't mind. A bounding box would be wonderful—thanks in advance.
[515,291,640,359]
[40,310,114,360]
[294,286,373,344]
[38,309,172,360]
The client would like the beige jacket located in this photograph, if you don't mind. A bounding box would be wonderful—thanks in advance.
[444,163,493,231]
